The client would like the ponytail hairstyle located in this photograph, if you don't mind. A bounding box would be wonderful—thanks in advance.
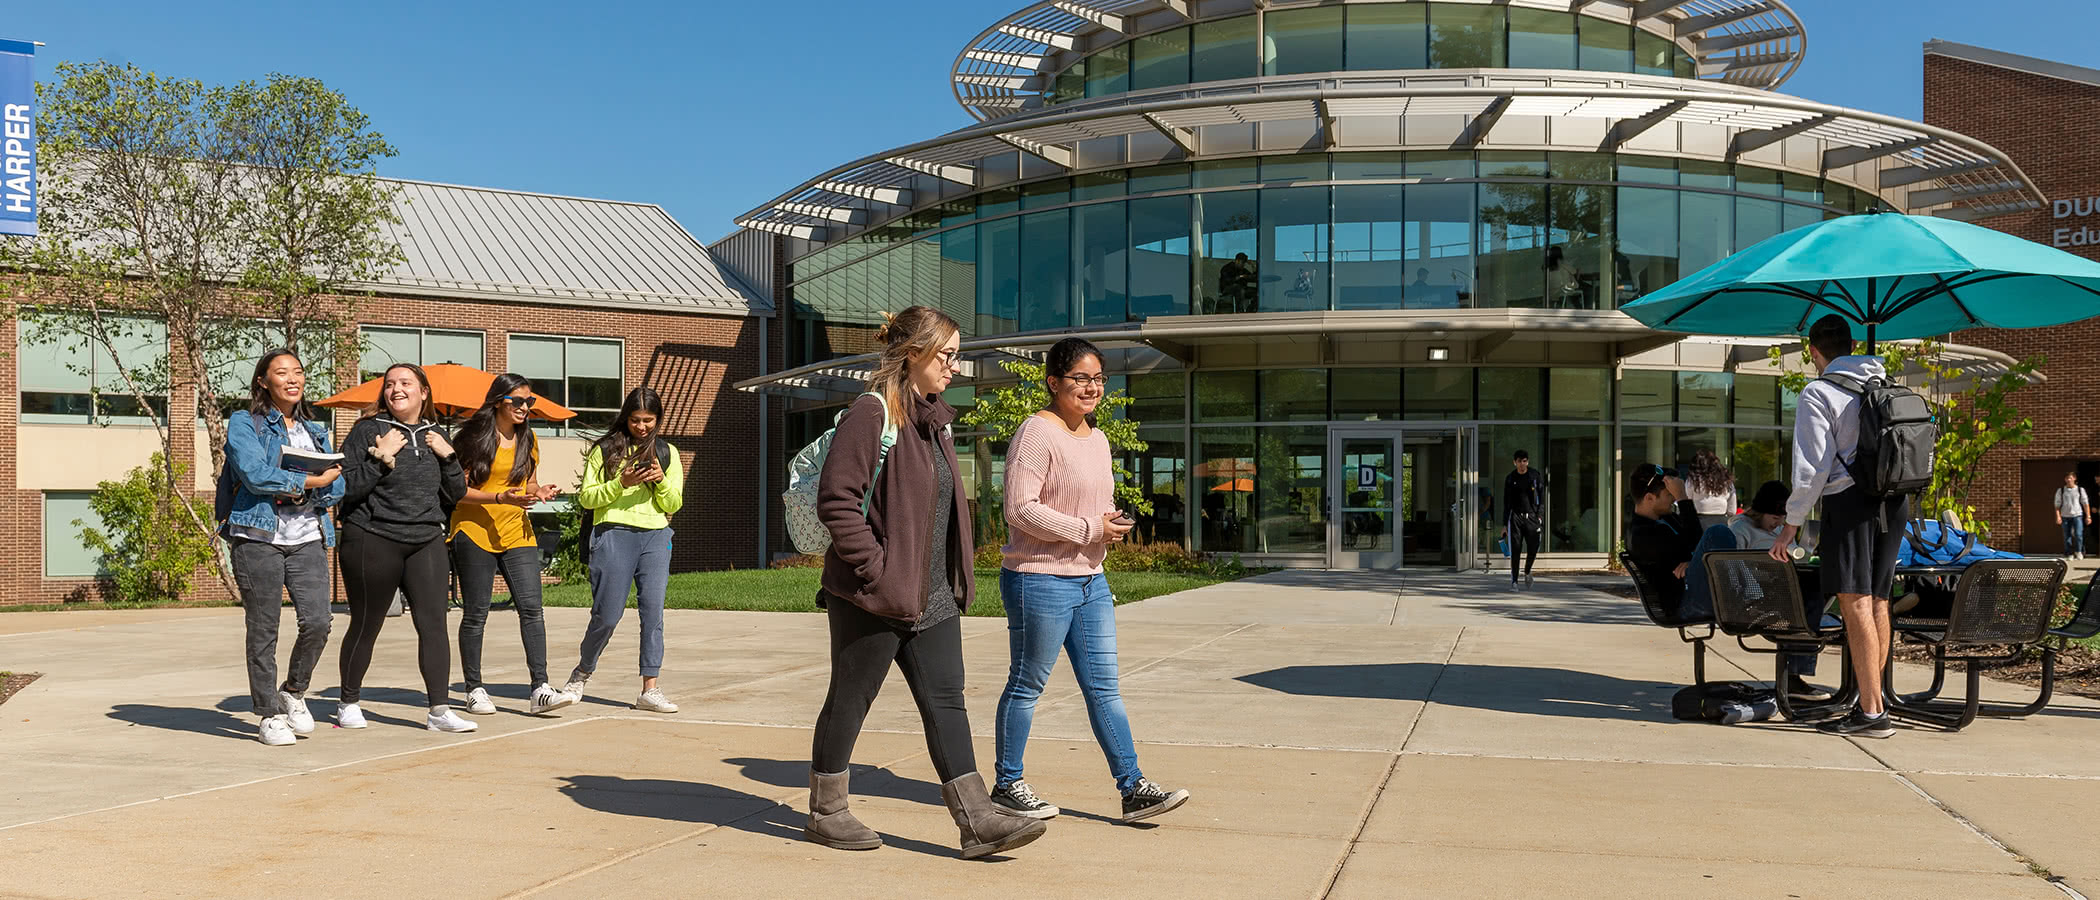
[866,305,962,422]
[456,373,538,487]
[359,362,437,424]
[1043,336,1105,428]
[590,387,668,476]
[245,348,314,422]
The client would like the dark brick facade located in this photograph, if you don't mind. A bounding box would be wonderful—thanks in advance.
[3,285,781,607]
[1925,50,2100,551]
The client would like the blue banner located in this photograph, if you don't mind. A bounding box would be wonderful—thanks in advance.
[0,38,34,237]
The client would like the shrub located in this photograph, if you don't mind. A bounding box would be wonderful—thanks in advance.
[544,501,588,584]
[78,454,217,604]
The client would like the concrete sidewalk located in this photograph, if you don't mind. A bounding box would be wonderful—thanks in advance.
[0,572,2090,898]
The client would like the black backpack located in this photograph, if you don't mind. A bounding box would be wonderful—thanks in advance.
[1670,681,1775,722]
[1821,373,1937,500]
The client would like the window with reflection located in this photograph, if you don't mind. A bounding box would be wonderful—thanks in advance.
[1333,368,1403,420]
[1348,3,1428,70]
[1333,183,1407,310]
[1676,371,1731,424]
[1264,6,1344,76]
[1405,368,1473,420]
[1549,368,1610,421]
[937,227,977,337]
[1478,182,1547,308]
[1260,153,1329,184]
[1021,178,1070,210]
[1621,370,1673,421]
[1730,429,1790,502]
[1194,370,1256,422]
[1050,59,1085,105]
[1578,18,1634,72]
[1128,427,1187,545]
[1548,181,1611,309]
[1085,42,1129,98]
[1734,374,1779,426]
[1192,16,1258,82]
[1617,187,1678,305]
[1430,4,1507,68]
[1195,428,1255,553]
[1260,369,1329,421]
[1132,26,1191,90]
[1334,151,1408,181]
[1127,371,1187,424]
[1255,425,1329,553]
[976,217,1019,336]
[1195,158,1258,189]
[1018,209,1072,332]
[1680,191,1733,274]
[1478,368,1545,420]
[1129,195,1192,319]
[1073,171,1128,202]
[1260,186,1330,313]
[1404,182,1475,308]
[1195,190,1259,314]
[1075,201,1129,325]
[1547,425,1611,552]
[1508,7,1575,70]
[1129,163,1192,194]
[1635,29,1675,76]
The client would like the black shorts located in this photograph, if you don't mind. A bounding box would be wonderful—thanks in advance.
[1822,486,1907,598]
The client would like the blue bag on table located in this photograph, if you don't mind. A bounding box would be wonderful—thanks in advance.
[1893,518,2022,618]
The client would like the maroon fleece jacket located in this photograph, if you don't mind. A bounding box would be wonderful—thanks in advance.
[817,391,975,622]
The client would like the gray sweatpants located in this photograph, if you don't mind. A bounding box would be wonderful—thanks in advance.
[234,538,333,716]
[576,525,672,678]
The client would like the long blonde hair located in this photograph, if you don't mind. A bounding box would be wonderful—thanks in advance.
[867,306,960,422]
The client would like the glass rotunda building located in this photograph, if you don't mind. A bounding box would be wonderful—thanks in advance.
[731,0,2043,571]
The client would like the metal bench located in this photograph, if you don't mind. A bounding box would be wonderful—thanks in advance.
[1620,551,1715,684]
[1886,558,2066,731]
[1699,550,1853,722]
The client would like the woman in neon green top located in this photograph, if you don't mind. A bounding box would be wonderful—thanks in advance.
[562,387,685,713]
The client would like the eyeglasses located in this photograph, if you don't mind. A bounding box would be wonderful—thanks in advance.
[501,395,538,410]
[1054,374,1108,388]
[932,349,961,367]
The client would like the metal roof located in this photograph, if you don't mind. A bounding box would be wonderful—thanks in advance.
[363,179,772,317]
[736,73,2044,243]
[952,0,1807,122]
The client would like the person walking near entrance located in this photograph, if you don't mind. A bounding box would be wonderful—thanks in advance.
[1770,315,1902,739]
[1503,450,1545,589]
[450,374,571,717]
[219,349,343,746]
[990,337,1191,825]
[563,387,684,714]
[803,305,1046,860]
[2057,471,2090,560]
[336,363,473,733]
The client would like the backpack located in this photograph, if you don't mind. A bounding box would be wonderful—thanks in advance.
[1820,373,1937,500]
[782,392,897,556]
[577,438,675,567]
[1670,681,1775,722]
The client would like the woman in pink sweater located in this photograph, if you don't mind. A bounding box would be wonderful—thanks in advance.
[990,338,1190,825]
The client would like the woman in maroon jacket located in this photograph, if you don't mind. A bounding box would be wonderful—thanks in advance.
[803,305,1046,860]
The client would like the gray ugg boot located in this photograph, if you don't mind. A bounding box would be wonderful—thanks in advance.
[940,772,1047,860]
[805,770,882,850]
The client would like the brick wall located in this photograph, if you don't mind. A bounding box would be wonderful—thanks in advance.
[3,283,774,606]
[1925,52,2100,548]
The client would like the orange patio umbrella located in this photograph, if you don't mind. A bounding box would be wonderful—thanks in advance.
[1209,477,1254,493]
[316,363,577,421]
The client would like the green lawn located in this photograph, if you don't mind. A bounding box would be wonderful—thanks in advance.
[523,568,1241,615]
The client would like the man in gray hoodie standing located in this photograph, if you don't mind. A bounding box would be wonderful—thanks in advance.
[1770,315,1902,738]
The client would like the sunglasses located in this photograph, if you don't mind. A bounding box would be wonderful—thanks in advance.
[501,395,538,410]
[1631,464,1669,495]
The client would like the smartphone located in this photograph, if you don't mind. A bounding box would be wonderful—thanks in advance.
[1112,510,1134,525]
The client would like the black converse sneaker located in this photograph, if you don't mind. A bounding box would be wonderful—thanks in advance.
[1120,779,1191,823]
[1817,708,1895,739]
[989,780,1059,819]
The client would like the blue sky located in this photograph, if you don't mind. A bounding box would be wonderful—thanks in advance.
[6,1,2096,244]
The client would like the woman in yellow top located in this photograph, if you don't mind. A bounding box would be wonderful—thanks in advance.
[449,374,572,717]
[562,386,685,713]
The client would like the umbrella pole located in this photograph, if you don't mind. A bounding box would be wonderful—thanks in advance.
[1865,322,1877,356]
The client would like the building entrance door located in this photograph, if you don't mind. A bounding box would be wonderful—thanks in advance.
[1329,426,1478,570]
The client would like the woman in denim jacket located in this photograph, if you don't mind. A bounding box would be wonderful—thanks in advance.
[217,349,344,747]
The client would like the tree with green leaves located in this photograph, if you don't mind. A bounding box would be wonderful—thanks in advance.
[958,359,1153,545]
[1766,338,2043,537]
[1,61,402,600]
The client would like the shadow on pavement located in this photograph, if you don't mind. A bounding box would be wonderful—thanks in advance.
[1443,594,1654,626]
[727,757,943,806]
[107,704,253,741]
[1238,663,1676,721]
[556,775,960,859]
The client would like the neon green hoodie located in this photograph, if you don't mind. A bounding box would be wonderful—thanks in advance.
[577,444,684,530]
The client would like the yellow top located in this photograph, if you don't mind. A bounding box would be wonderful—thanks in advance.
[449,443,538,553]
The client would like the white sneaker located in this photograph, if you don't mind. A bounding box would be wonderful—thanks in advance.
[426,706,479,733]
[529,683,575,716]
[281,691,315,734]
[562,667,590,700]
[633,688,679,714]
[257,714,296,746]
[336,702,367,729]
[465,687,497,715]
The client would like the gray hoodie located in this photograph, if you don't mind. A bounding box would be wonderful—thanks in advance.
[1786,354,1886,526]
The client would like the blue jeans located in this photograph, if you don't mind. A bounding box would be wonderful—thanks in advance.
[995,570,1142,794]
[2065,519,2085,556]
[577,525,671,678]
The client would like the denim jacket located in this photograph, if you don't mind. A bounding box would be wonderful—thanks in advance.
[217,408,343,547]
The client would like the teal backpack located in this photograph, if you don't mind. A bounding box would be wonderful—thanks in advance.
[781,392,897,556]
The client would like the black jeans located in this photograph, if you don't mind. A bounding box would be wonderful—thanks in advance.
[1508,517,1542,579]
[338,522,451,707]
[452,539,548,691]
[232,538,332,716]
[811,594,976,783]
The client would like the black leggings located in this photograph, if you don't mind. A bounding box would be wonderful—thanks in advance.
[811,595,975,782]
[338,523,451,707]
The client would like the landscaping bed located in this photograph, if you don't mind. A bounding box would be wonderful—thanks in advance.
[529,568,1246,615]
[0,671,42,707]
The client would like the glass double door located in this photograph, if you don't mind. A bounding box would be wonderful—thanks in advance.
[1328,426,1479,570]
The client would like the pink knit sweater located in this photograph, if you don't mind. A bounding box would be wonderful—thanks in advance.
[1002,414,1114,575]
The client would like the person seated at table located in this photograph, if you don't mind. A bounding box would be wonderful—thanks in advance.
[1683,481,1832,701]
[1626,464,1702,616]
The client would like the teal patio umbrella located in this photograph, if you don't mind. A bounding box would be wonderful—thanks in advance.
[1620,211,2100,350]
